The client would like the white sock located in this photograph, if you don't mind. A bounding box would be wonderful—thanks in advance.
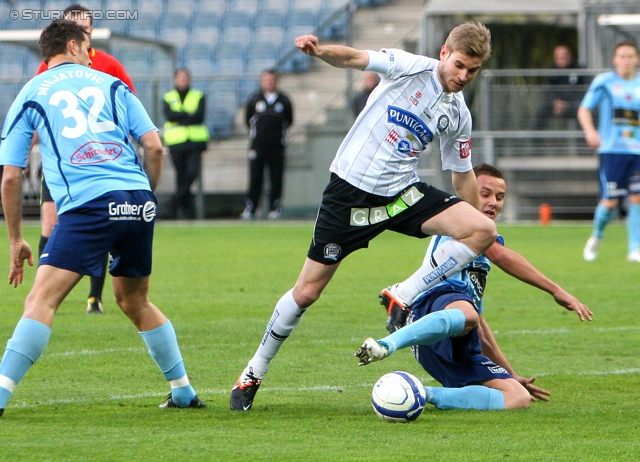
[395,239,478,305]
[247,289,307,378]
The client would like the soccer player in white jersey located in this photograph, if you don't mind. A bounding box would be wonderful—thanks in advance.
[355,164,592,411]
[0,20,204,416]
[231,22,497,411]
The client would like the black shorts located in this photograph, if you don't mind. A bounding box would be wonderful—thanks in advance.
[40,174,53,204]
[307,174,462,264]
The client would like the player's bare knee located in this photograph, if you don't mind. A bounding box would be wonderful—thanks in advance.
[292,286,320,308]
[504,383,531,410]
[475,216,497,250]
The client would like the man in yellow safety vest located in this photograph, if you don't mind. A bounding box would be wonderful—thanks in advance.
[163,68,210,219]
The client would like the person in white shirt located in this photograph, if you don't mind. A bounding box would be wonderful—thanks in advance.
[230,22,496,411]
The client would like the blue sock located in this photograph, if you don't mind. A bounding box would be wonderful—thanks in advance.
[379,309,466,354]
[627,204,640,253]
[593,203,613,239]
[0,319,52,409]
[426,385,505,410]
[139,321,195,407]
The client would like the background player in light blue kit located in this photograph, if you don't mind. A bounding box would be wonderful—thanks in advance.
[0,20,204,416]
[355,164,592,410]
[579,39,640,263]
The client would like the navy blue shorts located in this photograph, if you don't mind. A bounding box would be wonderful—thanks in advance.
[39,190,157,278]
[599,153,640,199]
[307,174,462,264]
[409,285,512,388]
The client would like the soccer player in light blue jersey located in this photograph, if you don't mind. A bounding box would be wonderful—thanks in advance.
[355,164,593,411]
[0,20,204,417]
[579,39,640,262]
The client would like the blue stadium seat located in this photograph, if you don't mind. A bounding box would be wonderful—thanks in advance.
[288,9,318,29]
[214,42,246,75]
[291,0,323,11]
[0,46,29,77]
[183,43,213,65]
[318,8,349,40]
[261,0,290,13]
[254,9,285,28]
[130,16,158,40]
[157,13,190,48]
[135,0,165,22]
[196,0,227,15]
[190,11,220,46]
[165,0,198,17]
[246,42,280,75]
[219,11,254,47]
[226,0,260,14]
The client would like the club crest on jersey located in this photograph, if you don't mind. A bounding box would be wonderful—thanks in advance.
[323,243,341,261]
[437,115,450,132]
[387,106,433,147]
[71,141,123,165]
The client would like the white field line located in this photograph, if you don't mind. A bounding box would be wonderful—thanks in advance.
[10,369,640,410]
[9,325,638,409]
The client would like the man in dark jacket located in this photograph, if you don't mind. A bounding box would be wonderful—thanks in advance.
[242,70,293,220]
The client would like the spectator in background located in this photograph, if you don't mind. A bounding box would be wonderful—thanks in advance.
[162,68,210,219]
[352,71,380,118]
[35,3,137,315]
[533,44,586,131]
[579,39,640,263]
[241,70,293,220]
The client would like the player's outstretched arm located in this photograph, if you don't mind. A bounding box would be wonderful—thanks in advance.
[484,242,593,321]
[295,34,369,70]
[1,165,34,287]
[478,315,550,402]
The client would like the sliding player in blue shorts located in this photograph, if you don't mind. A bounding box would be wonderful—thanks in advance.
[0,20,204,416]
[355,164,592,410]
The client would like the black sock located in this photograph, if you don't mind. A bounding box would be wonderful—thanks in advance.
[88,254,109,299]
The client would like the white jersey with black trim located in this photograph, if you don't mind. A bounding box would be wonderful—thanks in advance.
[330,48,473,197]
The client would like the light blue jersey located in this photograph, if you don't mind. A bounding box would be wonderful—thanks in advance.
[580,71,640,155]
[417,234,505,314]
[0,63,157,214]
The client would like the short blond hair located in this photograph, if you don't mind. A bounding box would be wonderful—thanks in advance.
[445,22,492,62]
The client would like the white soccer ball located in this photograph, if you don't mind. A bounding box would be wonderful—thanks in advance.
[371,371,426,422]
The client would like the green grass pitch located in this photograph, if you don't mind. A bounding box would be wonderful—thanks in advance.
[0,222,639,461]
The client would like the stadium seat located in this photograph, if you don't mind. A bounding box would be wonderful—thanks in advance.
[208,108,235,140]
[262,0,291,13]
[226,0,260,14]
[189,11,220,46]
[318,9,349,40]
[288,9,318,29]
[219,10,255,45]
[292,0,324,11]
[0,46,29,77]
[214,42,247,75]
[158,13,190,48]
[183,43,213,65]
[196,0,227,15]
[165,0,198,17]
[135,0,164,23]
[254,9,285,29]
[130,16,158,40]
